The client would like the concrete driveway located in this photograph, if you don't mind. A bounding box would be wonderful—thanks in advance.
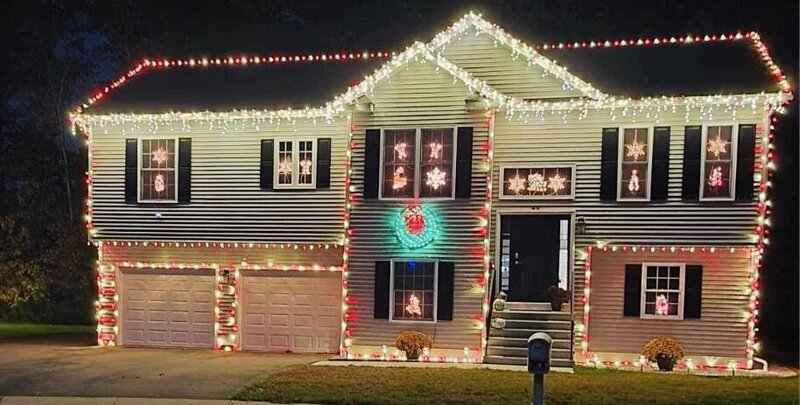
[0,334,328,399]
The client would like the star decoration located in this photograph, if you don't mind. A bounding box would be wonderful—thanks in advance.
[151,147,169,165]
[429,142,443,160]
[507,174,526,194]
[527,172,547,193]
[548,173,567,193]
[425,167,447,190]
[392,167,407,190]
[278,157,293,175]
[299,159,312,175]
[394,142,408,160]
[625,137,646,161]
[707,134,729,158]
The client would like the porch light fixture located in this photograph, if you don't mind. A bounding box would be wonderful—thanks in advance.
[576,217,587,235]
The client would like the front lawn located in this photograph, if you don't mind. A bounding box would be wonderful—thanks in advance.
[235,365,799,405]
[0,322,94,340]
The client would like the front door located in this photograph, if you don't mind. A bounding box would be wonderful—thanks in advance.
[500,215,570,302]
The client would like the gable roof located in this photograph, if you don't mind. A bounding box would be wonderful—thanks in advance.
[71,13,790,127]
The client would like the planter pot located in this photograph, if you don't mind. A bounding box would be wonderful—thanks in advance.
[405,351,421,361]
[656,355,674,371]
[550,302,563,311]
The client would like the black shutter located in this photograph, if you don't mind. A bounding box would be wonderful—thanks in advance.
[124,139,138,203]
[623,264,642,317]
[437,262,455,321]
[684,265,703,319]
[455,127,473,199]
[260,139,274,190]
[178,138,191,203]
[735,124,756,201]
[373,261,391,319]
[363,129,381,199]
[316,138,332,189]
[600,128,619,201]
[681,126,702,200]
[651,127,671,201]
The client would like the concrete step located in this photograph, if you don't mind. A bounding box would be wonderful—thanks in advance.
[490,328,572,341]
[488,336,572,350]
[484,355,573,368]
[492,310,572,321]
[505,302,553,312]
[501,319,573,331]
[487,345,573,359]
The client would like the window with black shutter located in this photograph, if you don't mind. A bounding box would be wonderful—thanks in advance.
[681,126,702,200]
[700,125,736,200]
[735,124,756,201]
[177,138,191,203]
[651,127,671,201]
[455,127,473,199]
[363,129,381,199]
[437,262,455,321]
[260,139,274,190]
[124,139,138,203]
[623,264,642,317]
[600,128,619,201]
[316,138,332,189]
[373,261,391,319]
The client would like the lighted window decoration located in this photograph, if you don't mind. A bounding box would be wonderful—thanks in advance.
[382,130,416,198]
[701,125,735,200]
[641,263,685,319]
[500,166,574,199]
[419,128,454,198]
[139,139,176,202]
[391,260,436,322]
[619,128,651,200]
[274,139,316,189]
[394,203,439,249]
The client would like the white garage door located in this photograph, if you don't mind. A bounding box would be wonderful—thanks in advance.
[242,272,341,353]
[120,268,215,348]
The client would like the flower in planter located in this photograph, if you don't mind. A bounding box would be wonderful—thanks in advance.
[642,336,685,371]
[395,331,433,360]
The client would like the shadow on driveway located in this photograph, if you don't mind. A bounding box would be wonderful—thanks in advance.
[0,334,328,399]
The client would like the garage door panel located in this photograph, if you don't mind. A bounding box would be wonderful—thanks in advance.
[121,270,214,349]
[243,273,341,353]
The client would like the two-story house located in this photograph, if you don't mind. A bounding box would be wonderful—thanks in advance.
[71,13,791,369]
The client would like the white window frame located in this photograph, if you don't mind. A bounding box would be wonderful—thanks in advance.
[388,259,438,323]
[137,138,179,203]
[273,138,317,189]
[700,123,738,201]
[498,164,576,200]
[640,262,686,320]
[617,126,654,202]
[378,127,457,201]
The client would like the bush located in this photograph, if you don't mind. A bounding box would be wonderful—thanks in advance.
[395,331,432,360]
[642,336,685,371]
[543,286,571,311]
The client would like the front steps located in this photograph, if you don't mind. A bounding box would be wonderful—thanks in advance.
[484,302,574,368]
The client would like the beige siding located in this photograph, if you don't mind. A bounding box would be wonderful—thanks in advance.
[347,60,489,354]
[89,118,348,242]
[441,27,582,100]
[587,248,751,361]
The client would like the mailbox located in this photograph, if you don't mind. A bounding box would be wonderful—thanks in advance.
[527,332,552,374]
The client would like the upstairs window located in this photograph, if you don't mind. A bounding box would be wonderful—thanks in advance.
[701,125,735,200]
[139,139,177,202]
[381,128,455,199]
[275,139,316,189]
[618,127,652,201]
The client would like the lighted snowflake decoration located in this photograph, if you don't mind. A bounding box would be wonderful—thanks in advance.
[628,169,640,194]
[429,142,443,160]
[527,172,547,193]
[151,147,169,165]
[153,174,166,193]
[547,173,567,194]
[392,167,407,190]
[299,159,312,176]
[655,294,669,316]
[625,137,646,161]
[425,167,447,190]
[405,294,422,317]
[394,142,408,160]
[278,157,293,175]
[507,174,526,194]
[707,134,729,158]
[708,165,724,188]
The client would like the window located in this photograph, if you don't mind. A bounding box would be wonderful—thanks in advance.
[641,263,685,319]
[391,260,437,322]
[500,165,575,199]
[701,125,736,200]
[381,128,455,199]
[275,139,316,188]
[618,127,652,200]
[139,139,177,202]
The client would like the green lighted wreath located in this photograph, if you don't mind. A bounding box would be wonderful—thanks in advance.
[394,204,439,249]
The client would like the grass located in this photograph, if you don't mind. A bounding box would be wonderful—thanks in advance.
[235,365,799,405]
[0,322,94,340]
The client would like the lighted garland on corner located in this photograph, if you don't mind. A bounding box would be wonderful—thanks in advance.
[394,203,439,249]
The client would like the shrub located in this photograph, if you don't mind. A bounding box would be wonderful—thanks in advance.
[542,286,571,311]
[395,331,433,360]
[642,336,685,371]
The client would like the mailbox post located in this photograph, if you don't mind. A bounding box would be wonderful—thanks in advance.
[527,332,552,405]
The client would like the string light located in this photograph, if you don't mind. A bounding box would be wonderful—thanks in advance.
[478,108,496,359]
[215,268,239,351]
[103,240,341,250]
[114,261,343,272]
[340,115,355,357]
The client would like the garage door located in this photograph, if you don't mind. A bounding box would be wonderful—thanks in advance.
[242,272,341,353]
[120,268,215,348]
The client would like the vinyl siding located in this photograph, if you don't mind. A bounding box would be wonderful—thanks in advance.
[347,59,489,354]
[89,119,348,242]
[587,248,751,361]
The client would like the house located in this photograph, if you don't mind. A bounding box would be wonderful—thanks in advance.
[71,13,791,369]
